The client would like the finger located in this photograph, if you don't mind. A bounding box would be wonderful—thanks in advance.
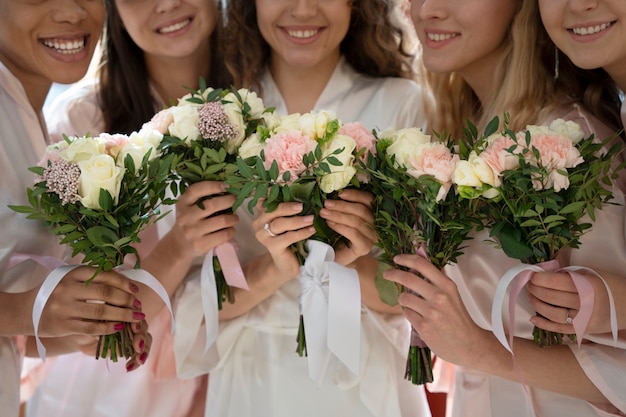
[324,217,377,245]
[71,267,139,296]
[77,281,140,310]
[393,254,445,286]
[529,271,577,292]
[77,303,146,324]
[323,199,374,225]
[530,314,575,335]
[383,268,436,300]
[338,189,374,206]
[177,181,227,206]
[527,281,580,310]
[527,293,577,324]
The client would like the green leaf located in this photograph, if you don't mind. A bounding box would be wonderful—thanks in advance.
[374,261,399,306]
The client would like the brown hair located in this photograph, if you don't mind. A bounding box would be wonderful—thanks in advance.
[97,0,233,134]
[222,0,416,91]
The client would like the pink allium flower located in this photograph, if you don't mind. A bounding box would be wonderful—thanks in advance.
[263,130,318,181]
[197,102,238,142]
[43,159,81,205]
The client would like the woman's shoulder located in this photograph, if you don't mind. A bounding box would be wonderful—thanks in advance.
[44,77,104,141]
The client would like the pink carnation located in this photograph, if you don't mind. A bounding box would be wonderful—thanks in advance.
[264,130,318,181]
[338,122,376,159]
[518,131,583,191]
[407,143,459,201]
[480,134,518,177]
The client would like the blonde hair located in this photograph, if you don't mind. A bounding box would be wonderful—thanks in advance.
[418,0,622,138]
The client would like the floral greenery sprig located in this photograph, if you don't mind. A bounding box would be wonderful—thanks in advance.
[147,80,275,309]
[456,115,625,346]
[9,130,174,361]
[362,127,480,385]
[226,111,375,356]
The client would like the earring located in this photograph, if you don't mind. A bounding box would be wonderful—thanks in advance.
[554,46,560,81]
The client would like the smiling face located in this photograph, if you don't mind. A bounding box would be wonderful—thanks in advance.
[539,0,626,90]
[411,0,518,93]
[115,0,216,61]
[255,0,351,72]
[0,0,104,87]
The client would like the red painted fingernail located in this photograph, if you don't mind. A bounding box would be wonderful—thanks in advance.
[139,339,145,351]
[126,362,136,372]
[133,299,142,309]
[129,283,139,293]
[140,352,148,364]
[114,323,125,331]
[133,312,145,320]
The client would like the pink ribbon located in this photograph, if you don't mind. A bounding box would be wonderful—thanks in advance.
[215,241,248,290]
[492,260,617,354]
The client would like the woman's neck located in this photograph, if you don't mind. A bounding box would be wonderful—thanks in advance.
[269,52,341,114]
[144,46,212,104]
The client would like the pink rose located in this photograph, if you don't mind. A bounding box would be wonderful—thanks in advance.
[264,130,318,181]
[100,133,130,158]
[143,108,175,135]
[407,143,459,201]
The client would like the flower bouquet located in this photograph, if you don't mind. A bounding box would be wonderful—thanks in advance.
[456,116,624,349]
[363,127,479,385]
[9,129,174,361]
[150,80,275,309]
[227,111,373,383]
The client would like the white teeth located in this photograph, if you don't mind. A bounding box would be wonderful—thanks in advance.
[572,22,612,35]
[42,38,85,54]
[159,19,191,34]
[287,29,318,39]
[427,33,458,42]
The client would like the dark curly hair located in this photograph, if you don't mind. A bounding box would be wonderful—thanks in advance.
[222,0,416,91]
[97,0,233,134]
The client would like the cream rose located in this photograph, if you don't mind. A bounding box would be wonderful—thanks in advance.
[61,136,106,163]
[78,154,125,209]
[221,101,246,153]
[548,119,584,144]
[117,129,163,170]
[238,133,265,159]
[298,110,336,139]
[384,127,432,168]
[319,134,357,193]
[168,105,200,143]
[232,89,266,119]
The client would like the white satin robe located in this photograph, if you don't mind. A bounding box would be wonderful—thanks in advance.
[171,58,433,417]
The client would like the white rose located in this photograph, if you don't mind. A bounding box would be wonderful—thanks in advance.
[453,159,483,188]
[275,113,303,134]
[262,111,281,132]
[548,119,585,144]
[236,88,266,118]
[117,129,162,171]
[60,136,106,163]
[468,152,498,187]
[384,127,432,168]
[177,87,216,107]
[524,124,553,137]
[238,133,265,159]
[319,134,357,193]
[168,105,200,143]
[78,154,125,209]
[222,101,246,153]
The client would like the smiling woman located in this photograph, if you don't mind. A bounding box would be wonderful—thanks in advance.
[0,0,152,415]
[22,0,235,417]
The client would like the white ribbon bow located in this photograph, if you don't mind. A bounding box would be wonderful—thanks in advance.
[298,240,361,385]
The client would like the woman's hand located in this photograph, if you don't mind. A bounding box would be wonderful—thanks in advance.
[528,269,626,334]
[320,189,377,266]
[168,181,239,259]
[383,254,484,367]
[35,266,145,338]
[253,201,315,281]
